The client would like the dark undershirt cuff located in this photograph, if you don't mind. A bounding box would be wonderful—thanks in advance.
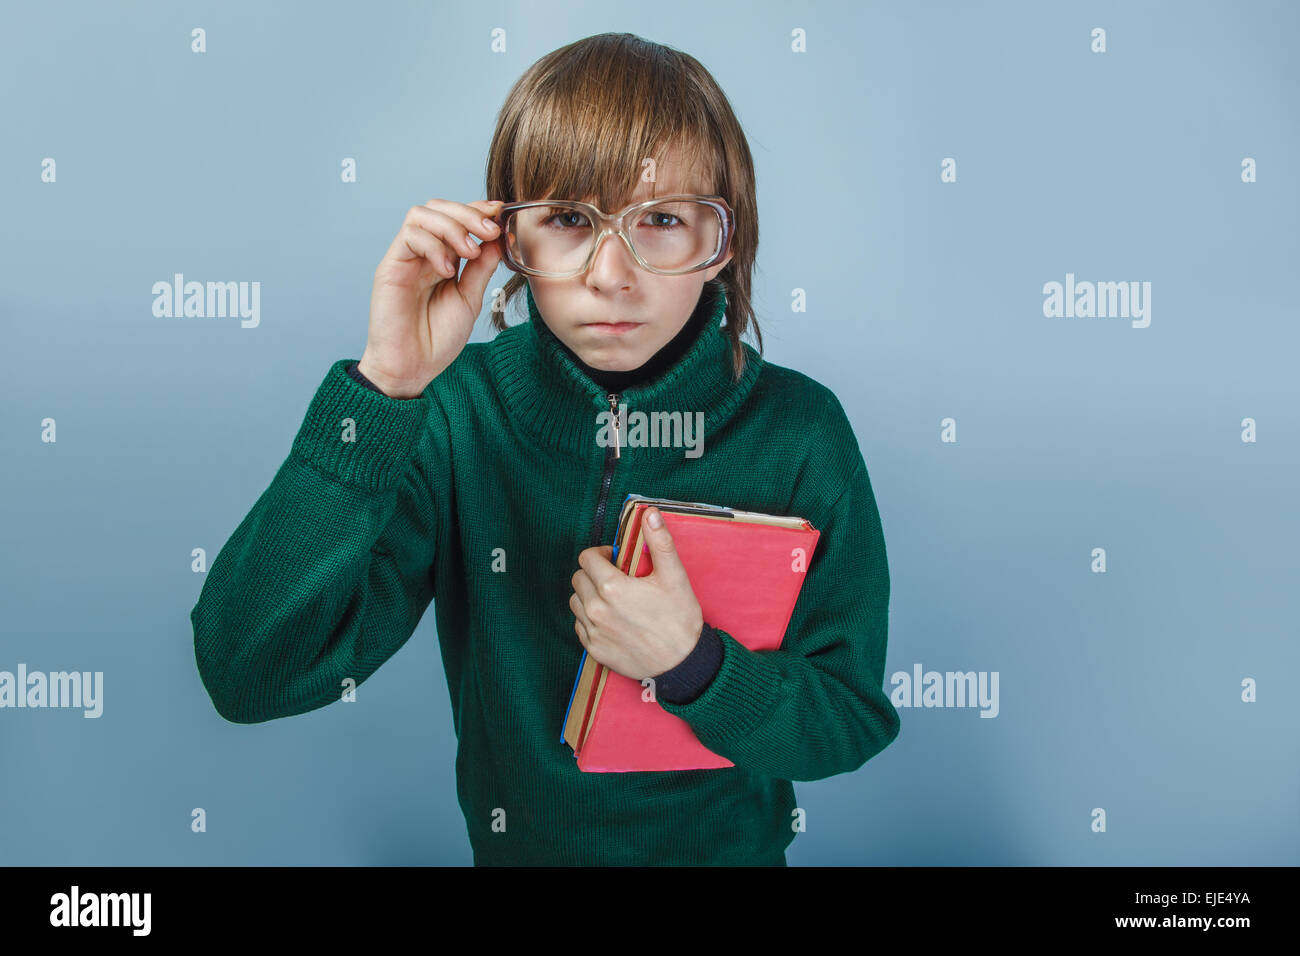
[346,361,387,395]
[653,622,724,705]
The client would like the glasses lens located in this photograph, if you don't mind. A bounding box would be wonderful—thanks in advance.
[505,200,723,274]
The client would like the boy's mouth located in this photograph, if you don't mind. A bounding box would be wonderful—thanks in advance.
[583,322,643,334]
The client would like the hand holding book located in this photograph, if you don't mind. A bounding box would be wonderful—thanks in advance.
[562,493,821,772]
[568,507,706,682]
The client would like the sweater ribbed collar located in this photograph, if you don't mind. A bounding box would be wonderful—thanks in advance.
[487,282,764,459]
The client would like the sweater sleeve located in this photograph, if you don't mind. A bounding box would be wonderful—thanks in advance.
[656,456,900,781]
[191,358,447,724]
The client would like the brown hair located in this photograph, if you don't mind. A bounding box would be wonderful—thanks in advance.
[484,32,762,380]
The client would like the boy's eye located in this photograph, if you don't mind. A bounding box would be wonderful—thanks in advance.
[641,211,683,229]
[542,208,590,229]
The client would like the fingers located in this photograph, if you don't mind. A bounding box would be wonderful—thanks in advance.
[570,566,598,608]
[378,200,506,302]
[389,221,457,278]
[455,232,502,307]
[569,592,593,638]
[464,198,506,220]
[412,198,505,262]
[577,546,623,598]
[569,580,596,649]
[385,200,503,273]
[641,507,683,572]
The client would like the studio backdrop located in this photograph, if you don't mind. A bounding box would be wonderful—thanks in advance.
[1,0,1296,865]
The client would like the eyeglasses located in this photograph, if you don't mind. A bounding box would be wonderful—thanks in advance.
[494,194,734,278]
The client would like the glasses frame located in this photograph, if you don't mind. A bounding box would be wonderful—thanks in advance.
[493,194,735,278]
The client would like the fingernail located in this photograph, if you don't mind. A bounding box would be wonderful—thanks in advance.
[481,218,498,232]
[647,508,662,529]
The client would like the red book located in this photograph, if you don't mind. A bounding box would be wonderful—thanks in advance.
[561,494,820,772]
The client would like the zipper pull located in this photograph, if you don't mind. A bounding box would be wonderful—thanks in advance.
[608,392,621,458]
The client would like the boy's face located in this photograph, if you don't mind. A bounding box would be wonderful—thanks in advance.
[526,156,733,375]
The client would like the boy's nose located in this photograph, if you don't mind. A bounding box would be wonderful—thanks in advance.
[584,230,640,285]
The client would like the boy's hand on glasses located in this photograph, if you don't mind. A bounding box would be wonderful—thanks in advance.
[359,198,505,398]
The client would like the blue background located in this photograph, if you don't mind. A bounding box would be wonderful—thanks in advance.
[2,0,1296,865]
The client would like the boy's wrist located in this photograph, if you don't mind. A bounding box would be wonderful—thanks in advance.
[346,361,382,393]
[354,357,426,399]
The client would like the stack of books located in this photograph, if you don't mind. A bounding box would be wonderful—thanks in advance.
[561,494,820,772]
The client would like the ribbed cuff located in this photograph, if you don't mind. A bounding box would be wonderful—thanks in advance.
[654,622,724,704]
[656,627,781,741]
[290,359,430,492]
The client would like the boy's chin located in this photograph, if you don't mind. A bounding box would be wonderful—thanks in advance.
[571,343,651,371]
[579,354,645,373]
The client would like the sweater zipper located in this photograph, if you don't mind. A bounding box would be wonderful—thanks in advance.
[589,392,622,549]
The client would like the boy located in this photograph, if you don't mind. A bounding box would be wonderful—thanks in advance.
[192,32,899,866]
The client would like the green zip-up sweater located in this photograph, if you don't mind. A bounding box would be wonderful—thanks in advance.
[190,282,900,866]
